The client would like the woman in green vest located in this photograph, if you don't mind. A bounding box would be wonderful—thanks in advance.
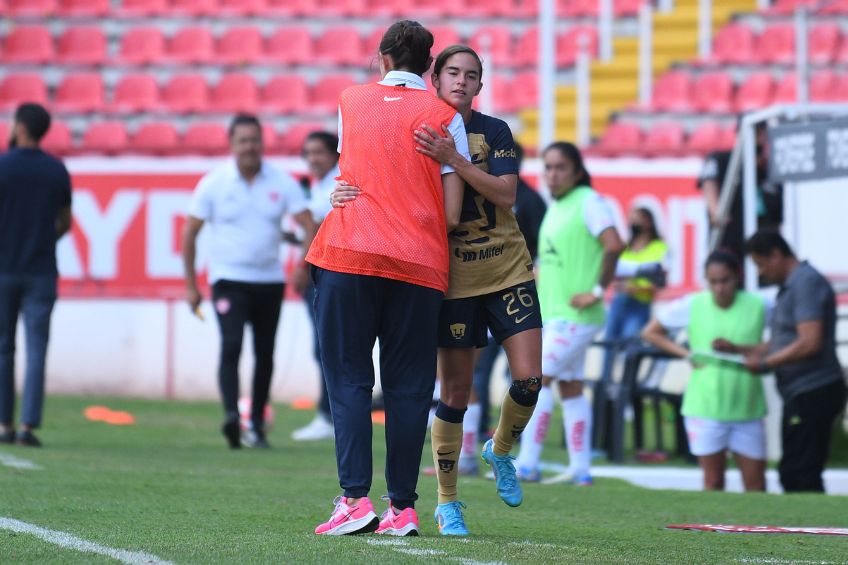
[641,251,767,491]
[514,142,625,485]
[600,207,668,379]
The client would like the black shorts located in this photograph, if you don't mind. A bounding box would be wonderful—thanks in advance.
[438,281,543,348]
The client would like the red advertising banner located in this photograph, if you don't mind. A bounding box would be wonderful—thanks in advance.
[59,160,706,299]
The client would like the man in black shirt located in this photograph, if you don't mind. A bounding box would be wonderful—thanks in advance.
[0,104,72,447]
[697,123,783,259]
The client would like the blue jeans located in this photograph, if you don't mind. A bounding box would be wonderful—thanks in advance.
[303,279,331,421]
[0,275,57,428]
[600,293,651,380]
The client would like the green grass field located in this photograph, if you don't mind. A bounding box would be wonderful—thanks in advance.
[2,396,847,564]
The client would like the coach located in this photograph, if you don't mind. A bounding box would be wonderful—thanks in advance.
[0,103,72,447]
[719,230,846,492]
[182,114,316,449]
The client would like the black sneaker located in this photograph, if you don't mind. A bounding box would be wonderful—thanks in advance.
[0,429,15,444]
[16,430,41,447]
[222,419,241,449]
[241,428,270,449]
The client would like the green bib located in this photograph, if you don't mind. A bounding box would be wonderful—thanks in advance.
[538,186,605,325]
[682,291,767,421]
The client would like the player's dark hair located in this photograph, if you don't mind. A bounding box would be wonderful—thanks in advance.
[303,131,339,157]
[745,229,794,257]
[379,20,434,76]
[705,249,741,277]
[543,141,592,188]
[228,114,262,139]
[433,45,483,79]
[630,207,662,245]
[14,103,51,142]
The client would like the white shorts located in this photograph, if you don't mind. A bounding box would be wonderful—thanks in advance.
[683,417,766,460]
[541,319,602,381]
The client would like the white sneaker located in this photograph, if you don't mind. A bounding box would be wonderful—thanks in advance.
[292,414,335,441]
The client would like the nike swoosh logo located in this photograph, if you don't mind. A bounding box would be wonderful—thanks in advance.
[384,96,403,102]
[436,450,455,456]
[515,313,532,324]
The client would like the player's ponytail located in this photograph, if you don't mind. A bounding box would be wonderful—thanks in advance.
[379,20,434,76]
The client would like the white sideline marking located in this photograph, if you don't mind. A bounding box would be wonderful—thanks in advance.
[0,451,42,470]
[0,517,174,565]
[739,560,840,564]
[367,537,508,564]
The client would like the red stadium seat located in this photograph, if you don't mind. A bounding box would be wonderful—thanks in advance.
[59,0,110,16]
[366,0,405,17]
[314,26,364,67]
[266,0,313,15]
[686,122,724,156]
[261,124,282,154]
[110,73,160,114]
[568,0,599,16]
[691,71,734,113]
[809,23,840,64]
[54,73,105,114]
[7,0,57,17]
[465,0,512,17]
[512,70,538,109]
[218,0,268,15]
[116,27,166,66]
[363,28,384,58]
[755,24,794,65]
[719,125,736,150]
[557,26,598,67]
[469,26,514,68]
[210,74,259,113]
[0,74,49,111]
[820,0,848,13]
[183,123,229,155]
[709,23,755,65]
[314,0,365,16]
[642,122,685,157]
[614,0,642,17]
[515,27,539,67]
[82,122,129,154]
[309,75,356,115]
[131,122,179,155]
[265,27,312,65]
[217,27,264,66]
[261,75,308,114]
[810,70,839,102]
[430,25,462,56]
[488,75,518,113]
[57,27,107,66]
[281,122,327,154]
[169,0,218,15]
[167,27,214,65]
[774,72,797,104]
[116,0,168,16]
[650,71,692,112]
[767,0,818,14]
[2,26,54,64]
[162,74,210,114]
[42,122,74,155]
[592,122,643,157]
[515,0,538,17]
[411,0,459,17]
[734,72,775,112]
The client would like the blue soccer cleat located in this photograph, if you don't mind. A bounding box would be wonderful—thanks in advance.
[481,439,522,507]
[434,501,469,536]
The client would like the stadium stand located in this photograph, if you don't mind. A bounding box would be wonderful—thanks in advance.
[182,122,229,154]
[82,121,130,154]
[130,122,179,154]
[0,0,844,156]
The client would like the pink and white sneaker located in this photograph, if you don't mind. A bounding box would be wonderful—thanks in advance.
[314,496,379,536]
[375,498,419,537]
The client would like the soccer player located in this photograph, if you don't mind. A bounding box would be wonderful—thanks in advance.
[513,142,624,485]
[641,251,767,491]
[308,20,468,537]
[333,45,543,536]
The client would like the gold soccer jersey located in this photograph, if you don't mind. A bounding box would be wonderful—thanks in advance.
[446,112,534,299]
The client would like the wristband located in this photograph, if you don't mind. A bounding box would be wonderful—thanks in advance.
[591,284,604,299]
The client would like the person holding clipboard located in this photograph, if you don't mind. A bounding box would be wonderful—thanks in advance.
[641,250,768,492]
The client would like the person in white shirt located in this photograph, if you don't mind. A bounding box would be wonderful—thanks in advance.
[182,114,317,449]
[292,131,339,442]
